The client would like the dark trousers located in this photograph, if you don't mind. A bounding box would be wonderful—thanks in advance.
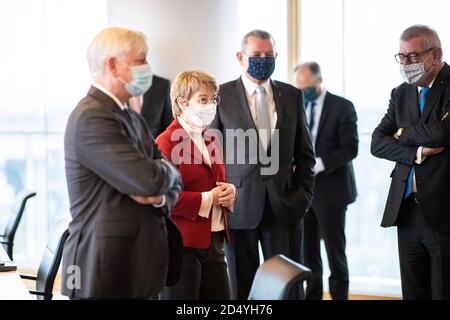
[303,198,349,300]
[224,195,304,300]
[397,194,450,300]
[161,232,230,300]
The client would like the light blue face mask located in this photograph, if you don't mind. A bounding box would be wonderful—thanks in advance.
[118,62,153,96]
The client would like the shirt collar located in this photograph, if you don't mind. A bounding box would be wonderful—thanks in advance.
[177,116,203,135]
[307,88,327,107]
[241,74,272,96]
[418,78,435,92]
[418,67,443,92]
[92,82,127,111]
[315,88,327,105]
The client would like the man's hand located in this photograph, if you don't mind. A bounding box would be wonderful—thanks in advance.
[130,195,163,205]
[422,146,446,157]
[216,182,236,208]
[393,128,403,140]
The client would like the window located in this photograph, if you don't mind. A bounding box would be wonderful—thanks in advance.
[0,0,107,268]
[300,0,450,296]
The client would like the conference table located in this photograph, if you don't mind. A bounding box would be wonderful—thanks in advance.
[0,247,33,300]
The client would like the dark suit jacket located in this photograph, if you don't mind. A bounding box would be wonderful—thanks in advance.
[62,86,183,299]
[312,92,358,209]
[156,118,230,249]
[371,63,450,232]
[141,75,173,138]
[211,77,315,229]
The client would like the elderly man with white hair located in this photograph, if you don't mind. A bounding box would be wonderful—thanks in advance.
[62,27,182,299]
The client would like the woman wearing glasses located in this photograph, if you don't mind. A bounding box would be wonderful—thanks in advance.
[156,70,235,300]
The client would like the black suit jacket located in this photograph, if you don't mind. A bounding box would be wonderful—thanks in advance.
[371,63,450,232]
[211,78,315,229]
[313,92,358,209]
[141,75,173,138]
[62,86,183,298]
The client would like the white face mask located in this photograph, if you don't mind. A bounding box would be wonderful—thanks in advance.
[117,61,153,96]
[399,54,432,86]
[182,100,217,128]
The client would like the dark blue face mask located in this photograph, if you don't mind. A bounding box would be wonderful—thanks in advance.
[303,87,319,104]
[247,56,276,81]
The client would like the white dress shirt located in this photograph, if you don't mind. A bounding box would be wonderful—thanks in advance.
[305,89,327,174]
[241,74,278,132]
[178,116,225,232]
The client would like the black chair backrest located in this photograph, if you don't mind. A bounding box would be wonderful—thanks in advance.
[1,191,36,259]
[35,218,70,300]
[248,254,312,300]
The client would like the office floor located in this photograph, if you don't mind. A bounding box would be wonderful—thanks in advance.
[323,293,400,300]
[19,269,400,300]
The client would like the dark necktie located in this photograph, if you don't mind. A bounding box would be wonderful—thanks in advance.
[404,87,430,198]
[124,107,150,157]
[308,101,316,132]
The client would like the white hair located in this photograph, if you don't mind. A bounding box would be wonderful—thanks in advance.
[87,27,148,80]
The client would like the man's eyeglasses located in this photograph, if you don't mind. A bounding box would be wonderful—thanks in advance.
[394,48,434,64]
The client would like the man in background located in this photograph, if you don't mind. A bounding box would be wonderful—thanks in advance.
[295,62,358,300]
[129,74,173,138]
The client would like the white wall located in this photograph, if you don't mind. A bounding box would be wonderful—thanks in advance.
[108,0,242,83]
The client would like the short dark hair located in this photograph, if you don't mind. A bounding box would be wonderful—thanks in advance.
[241,29,276,52]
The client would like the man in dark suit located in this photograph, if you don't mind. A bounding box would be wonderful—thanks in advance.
[138,75,173,138]
[62,27,182,299]
[211,29,315,300]
[371,24,450,299]
[294,62,358,300]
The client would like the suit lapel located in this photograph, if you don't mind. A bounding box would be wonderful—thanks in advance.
[88,86,131,127]
[88,86,155,158]
[271,80,283,130]
[406,86,420,124]
[88,85,122,113]
[316,92,331,145]
[233,78,257,130]
[132,112,154,158]
[420,63,450,123]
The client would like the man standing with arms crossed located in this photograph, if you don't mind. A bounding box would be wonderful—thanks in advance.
[63,27,182,299]
[372,25,450,299]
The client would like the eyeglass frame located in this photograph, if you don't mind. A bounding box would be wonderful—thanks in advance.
[182,94,221,105]
[394,48,434,64]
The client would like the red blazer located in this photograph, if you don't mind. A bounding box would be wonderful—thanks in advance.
[156,118,230,249]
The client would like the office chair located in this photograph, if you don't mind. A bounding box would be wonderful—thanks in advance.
[0,191,36,260]
[248,254,312,300]
[20,218,70,300]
